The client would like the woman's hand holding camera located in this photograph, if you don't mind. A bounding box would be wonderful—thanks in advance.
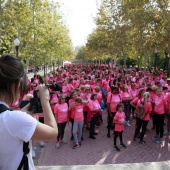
[39,85,49,102]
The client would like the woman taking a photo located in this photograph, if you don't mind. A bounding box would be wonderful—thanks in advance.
[0,54,58,170]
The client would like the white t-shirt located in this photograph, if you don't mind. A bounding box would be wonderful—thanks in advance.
[0,110,37,170]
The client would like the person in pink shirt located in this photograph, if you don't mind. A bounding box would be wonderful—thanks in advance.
[107,86,122,138]
[150,85,158,129]
[152,88,168,143]
[62,79,69,98]
[70,98,88,149]
[113,103,126,151]
[50,92,58,113]
[69,91,78,140]
[165,91,170,135]
[129,83,138,118]
[78,78,85,88]
[121,85,132,124]
[132,92,152,144]
[72,76,79,88]
[54,95,68,148]
[88,93,101,139]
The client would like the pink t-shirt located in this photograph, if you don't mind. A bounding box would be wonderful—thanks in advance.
[69,99,76,118]
[121,91,131,100]
[74,104,84,122]
[102,79,109,90]
[131,97,140,105]
[80,93,91,111]
[153,95,167,114]
[88,99,100,115]
[114,111,126,132]
[62,85,69,96]
[50,95,58,112]
[130,89,138,99]
[72,80,79,88]
[95,91,102,104]
[67,84,73,91]
[150,92,157,101]
[54,103,68,123]
[107,93,122,112]
[166,93,170,110]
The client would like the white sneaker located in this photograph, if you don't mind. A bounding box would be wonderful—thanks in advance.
[56,142,60,148]
[39,141,45,147]
[32,150,36,159]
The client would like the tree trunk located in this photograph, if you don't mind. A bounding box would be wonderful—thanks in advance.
[168,39,170,76]
[143,49,147,75]
[123,52,126,66]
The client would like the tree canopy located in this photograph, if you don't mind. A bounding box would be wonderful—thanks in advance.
[77,0,170,73]
[0,0,74,68]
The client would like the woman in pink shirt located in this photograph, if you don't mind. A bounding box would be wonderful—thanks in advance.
[133,92,152,144]
[150,85,158,129]
[50,92,58,113]
[152,88,167,143]
[129,83,138,118]
[88,93,101,139]
[107,86,122,138]
[113,103,126,151]
[68,90,78,140]
[54,95,68,148]
[121,85,132,124]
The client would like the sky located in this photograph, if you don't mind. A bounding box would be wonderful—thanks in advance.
[59,0,99,47]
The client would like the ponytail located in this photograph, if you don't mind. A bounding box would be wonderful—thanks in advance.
[143,92,150,105]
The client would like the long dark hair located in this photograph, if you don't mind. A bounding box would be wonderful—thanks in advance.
[0,54,28,104]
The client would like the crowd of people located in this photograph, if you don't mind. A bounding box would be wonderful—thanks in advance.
[13,63,170,156]
[1,54,170,170]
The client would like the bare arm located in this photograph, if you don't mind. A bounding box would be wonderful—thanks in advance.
[32,85,58,141]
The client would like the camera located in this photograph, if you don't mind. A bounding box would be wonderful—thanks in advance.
[29,83,62,113]
[29,90,43,113]
[46,83,62,92]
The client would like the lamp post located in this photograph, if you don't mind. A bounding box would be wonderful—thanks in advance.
[14,38,20,58]
[138,56,140,70]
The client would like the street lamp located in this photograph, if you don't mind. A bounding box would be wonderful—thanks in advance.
[14,38,20,58]
[138,56,140,70]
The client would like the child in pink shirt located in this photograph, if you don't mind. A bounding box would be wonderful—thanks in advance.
[113,103,126,151]
[70,98,88,149]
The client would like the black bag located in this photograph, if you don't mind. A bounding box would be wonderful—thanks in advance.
[0,104,29,170]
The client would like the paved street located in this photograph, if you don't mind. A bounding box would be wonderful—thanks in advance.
[36,110,170,166]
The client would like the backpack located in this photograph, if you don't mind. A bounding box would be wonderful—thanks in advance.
[0,104,29,170]
[135,101,146,119]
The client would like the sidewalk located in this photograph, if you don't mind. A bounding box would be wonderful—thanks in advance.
[35,109,170,167]
[36,161,170,170]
